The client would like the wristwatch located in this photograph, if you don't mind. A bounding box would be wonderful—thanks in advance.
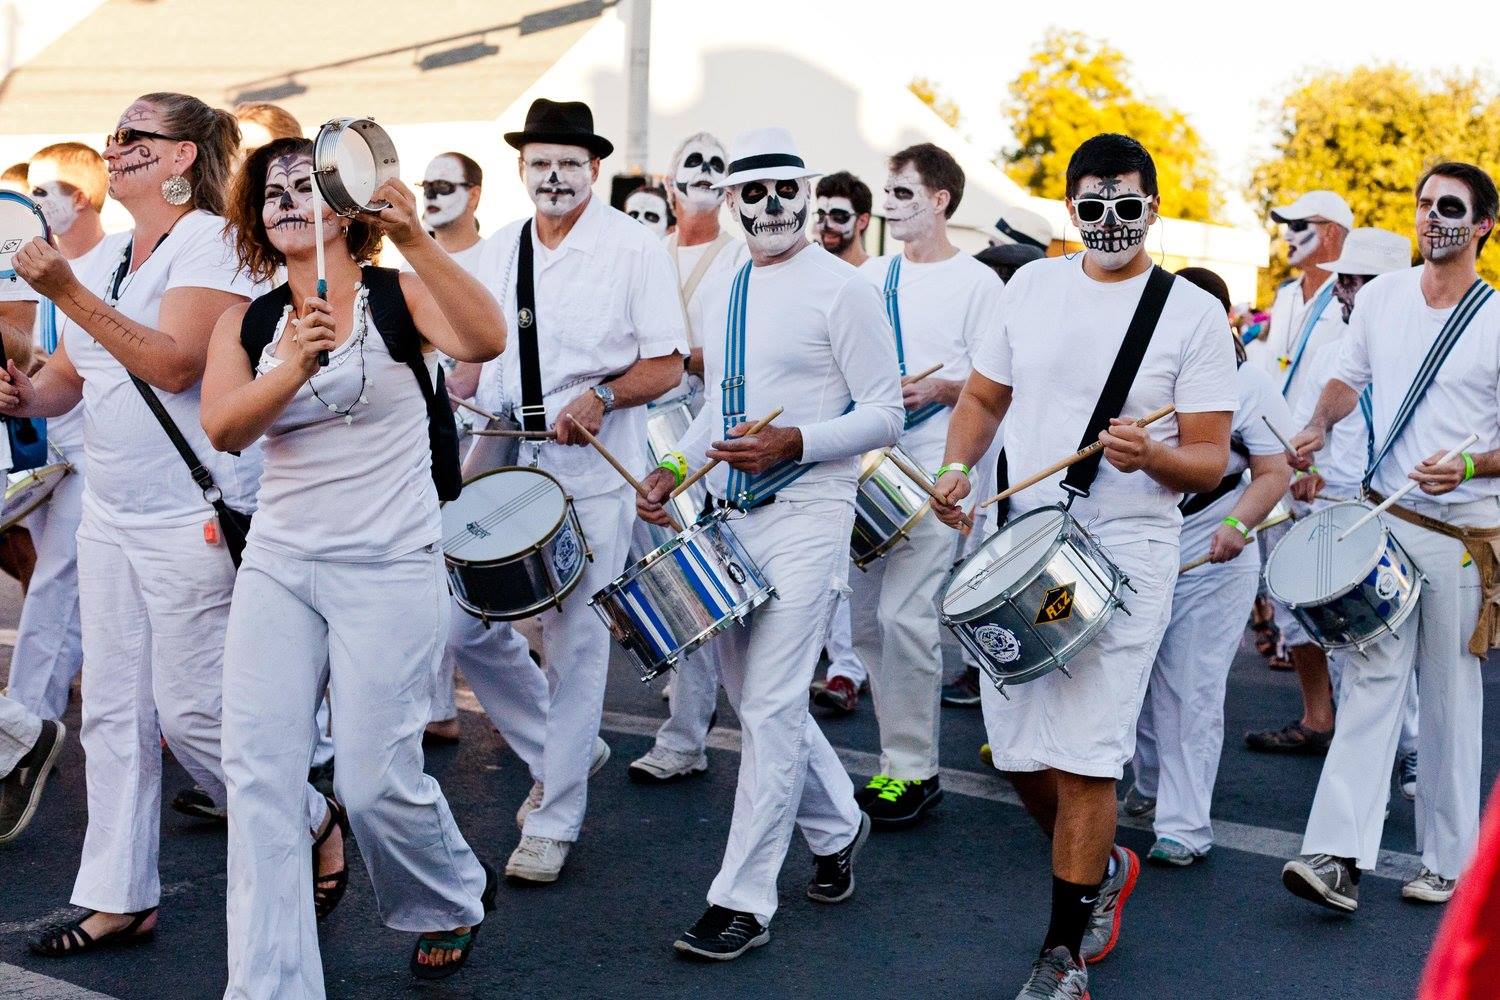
[592,384,616,413]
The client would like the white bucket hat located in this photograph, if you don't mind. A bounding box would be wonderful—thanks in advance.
[991,203,1054,250]
[715,127,819,189]
[1324,227,1413,277]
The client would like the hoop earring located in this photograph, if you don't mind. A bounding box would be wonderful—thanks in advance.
[161,174,192,206]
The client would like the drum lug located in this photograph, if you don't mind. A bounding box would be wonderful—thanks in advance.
[1120,574,1137,594]
[1114,596,1132,617]
[1056,663,1073,678]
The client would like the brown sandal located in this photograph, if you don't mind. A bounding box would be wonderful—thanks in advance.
[313,795,351,920]
[29,908,156,957]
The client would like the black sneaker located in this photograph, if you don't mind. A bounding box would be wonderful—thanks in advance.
[170,784,227,823]
[862,775,943,829]
[673,905,769,961]
[0,719,66,845]
[854,774,890,808]
[807,811,870,903]
[941,666,983,706]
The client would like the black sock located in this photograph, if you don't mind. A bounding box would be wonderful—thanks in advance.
[1341,857,1361,885]
[1041,875,1100,963]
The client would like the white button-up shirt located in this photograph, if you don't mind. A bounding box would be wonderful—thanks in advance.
[475,194,687,498]
[1263,274,1346,414]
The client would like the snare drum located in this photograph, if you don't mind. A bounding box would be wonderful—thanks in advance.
[1264,500,1422,651]
[850,445,931,568]
[312,117,400,217]
[0,462,70,532]
[0,191,49,278]
[441,467,590,623]
[940,504,1127,694]
[633,397,704,556]
[592,509,775,681]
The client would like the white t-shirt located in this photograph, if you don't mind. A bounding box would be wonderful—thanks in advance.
[1262,276,1344,416]
[1179,362,1292,566]
[67,212,262,527]
[973,254,1239,546]
[1334,266,1500,504]
[857,251,1004,469]
[1292,338,1370,499]
[672,233,749,348]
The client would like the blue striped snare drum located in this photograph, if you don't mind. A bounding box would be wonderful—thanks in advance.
[851,444,932,569]
[441,467,590,623]
[632,396,705,559]
[1264,500,1423,652]
[592,509,775,681]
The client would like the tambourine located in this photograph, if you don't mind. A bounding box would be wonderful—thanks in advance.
[0,191,50,279]
[311,117,400,218]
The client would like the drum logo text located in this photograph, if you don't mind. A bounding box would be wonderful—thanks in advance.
[1,239,20,253]
[554,526,580,578]
[465,521,491,540]
[1035,583,1076,625]
[975,624,1021,664]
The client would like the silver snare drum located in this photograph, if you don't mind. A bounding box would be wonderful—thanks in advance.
[940,504,1127,695]
[850,445,931,569]
[0,461,71,532]
[1264,500,1422,652]
[592,509,775,681]
[441,467,590,623]
[633,396,704,558]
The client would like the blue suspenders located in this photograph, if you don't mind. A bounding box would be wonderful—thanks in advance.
[1280,281,1335,397]
[883,256,943,429]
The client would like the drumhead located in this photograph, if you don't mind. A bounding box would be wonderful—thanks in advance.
[1265,501,1387,605]
[314,118,399,214]
[0,192,49,278]
[943,507,1066,617]
[441,467,567,562]
[0,462,69,529]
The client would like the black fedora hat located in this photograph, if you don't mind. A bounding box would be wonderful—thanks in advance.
[504,98,614,159]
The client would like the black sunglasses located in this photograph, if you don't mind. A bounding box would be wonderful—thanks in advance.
[420,180,475,198]
[817,208,854,225]
[106,127,181,149]
[1073,196,1150,224]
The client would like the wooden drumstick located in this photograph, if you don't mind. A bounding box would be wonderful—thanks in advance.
[310,178,330,367]
[564,415,683,533]
[469,428,556,439]
[450,394,497,421]
[884,447,972,529]
[1336,432,1479,542]
[900,362,944,386]
[980,403,1177,509]
[670,406,785,500]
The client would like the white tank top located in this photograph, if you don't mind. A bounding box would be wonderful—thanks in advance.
[248,288,440,561]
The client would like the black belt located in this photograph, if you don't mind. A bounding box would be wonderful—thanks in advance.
[1179,471,1244,517]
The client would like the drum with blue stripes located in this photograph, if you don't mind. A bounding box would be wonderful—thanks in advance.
[591,509,775,681]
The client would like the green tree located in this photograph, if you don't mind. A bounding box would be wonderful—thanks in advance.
[1248,65,1500,300]
[909,76,961,129]
[1001,29,1222,223]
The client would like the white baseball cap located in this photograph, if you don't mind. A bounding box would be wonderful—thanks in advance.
[715,127,819,189]
[1270,190,1354,231]
[1323,227,1413,277]
[991,204,1053,250]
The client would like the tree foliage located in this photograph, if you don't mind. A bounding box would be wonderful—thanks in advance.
[1001,29,1222,223]
[909,76,960,130]
[1248,65,1500,299]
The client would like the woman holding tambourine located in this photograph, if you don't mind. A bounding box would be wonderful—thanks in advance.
[199,134,506,991]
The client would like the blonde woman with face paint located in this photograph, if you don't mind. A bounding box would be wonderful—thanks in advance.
[201,136,506,992]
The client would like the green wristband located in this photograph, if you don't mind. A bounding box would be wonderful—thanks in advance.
[1463,452,1477,482]
[1223,516,1252,540]
[658,451,688,487]
[935,463,972,479]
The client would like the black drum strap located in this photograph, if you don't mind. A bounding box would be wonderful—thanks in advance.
[516,220,547,433]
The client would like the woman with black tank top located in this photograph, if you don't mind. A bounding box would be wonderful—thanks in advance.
[200,136,506,993]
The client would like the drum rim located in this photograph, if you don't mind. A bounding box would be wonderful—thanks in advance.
[852,502,932,568]
[312,116,399,217]
[0,461,71,531]
[1264,500,1392,608]
[942,504,1076,620]
[0,190,50,279]
[597,507,728,591]
[441,465,571,568]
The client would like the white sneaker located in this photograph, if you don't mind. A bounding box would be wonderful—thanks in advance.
[1401,867,1456,903]
[505,834,570,883]
[515,737,612,829]
[628,744,708,784]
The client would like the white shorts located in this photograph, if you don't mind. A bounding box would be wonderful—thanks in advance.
[980,537,1178,779]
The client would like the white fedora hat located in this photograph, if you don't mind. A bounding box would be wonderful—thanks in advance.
[1324,227,1413,277]
[991,203,1054,250]
[715,127,819,189]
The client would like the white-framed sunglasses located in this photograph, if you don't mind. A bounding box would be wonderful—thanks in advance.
[1073,195,1151,224]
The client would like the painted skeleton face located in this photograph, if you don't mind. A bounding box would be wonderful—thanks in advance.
[673,136,726,213]
[1417,175,1482,263]
[1333,273,1373,324]
[732,176,810,256]
[814,195,858,254]
[522,143,593,218]
[1070,174,1154,271]
[29,180,79,236]
[625,189,669,237]
[421,155,470,230]
[261,151,338,257]
[883,164,941,242]
[1282,220,1323,267]
[103,100,179,202]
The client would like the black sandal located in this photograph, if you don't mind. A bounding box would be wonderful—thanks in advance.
[409,861,498,981]
[29,907,156,957]
[313,795,351,921]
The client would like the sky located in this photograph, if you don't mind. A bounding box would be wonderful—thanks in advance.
[858,0,1500,225]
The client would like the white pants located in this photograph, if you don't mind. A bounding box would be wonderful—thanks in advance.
[222,543,486,1000]
[1330,652,1420,758]
[1133,563,1259,853]
[429,646,458,724]
[6,463,85,719]
[1302,496,1495,877]
[823,594,866,686]
[652,644,721,756]
[71,514,236,913]
[446,604,546,781]
[981,537,1177,779]
[462,485,634,842]
[848,512,950,779]
[707,498,863,924]
[0,692,42,775]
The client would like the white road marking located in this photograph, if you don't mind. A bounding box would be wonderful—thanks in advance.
[0,627,18,647]
[0,963,118,998]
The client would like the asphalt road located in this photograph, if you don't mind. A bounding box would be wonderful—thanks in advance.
[0,573,1486,999]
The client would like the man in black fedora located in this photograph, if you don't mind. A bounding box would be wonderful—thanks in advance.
[455,97,687,883]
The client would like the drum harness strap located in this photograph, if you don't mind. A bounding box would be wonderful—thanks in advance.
[1279,279,1335,397]
[883,256,945,430]
[516,220,549,436]
[1179,354,1250,518]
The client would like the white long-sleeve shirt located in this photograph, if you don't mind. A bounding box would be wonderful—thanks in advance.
[677,243,904,503]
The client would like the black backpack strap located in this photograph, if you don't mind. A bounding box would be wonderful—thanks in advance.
[239,282,294,376]
[515,220,546,433]
[1062,266,1175,496]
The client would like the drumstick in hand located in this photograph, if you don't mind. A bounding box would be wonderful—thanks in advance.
[901,362,944,386]
[980,404,1177,509]
[883,447,972,529]
[450,394,496,421]
[671,406,785,500]
[1336,432,1479,542]
[564,415,683,533]
[310,178,330,367]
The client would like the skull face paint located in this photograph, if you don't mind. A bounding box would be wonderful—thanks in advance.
[261,152,338,258]
[673,135,726,214]
[104,100,173,201]
[1417,175,1479,262]
[1071,175,1153,271]
[625,189,669,237]
[732,177,810,257]
[883,164,940,242]
[30,181,78,235]
[1283,221,1322,267]
[1333,273,1374,324]
[421,155,469,230]
[522,143,592,218]
[814,195,858,254]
